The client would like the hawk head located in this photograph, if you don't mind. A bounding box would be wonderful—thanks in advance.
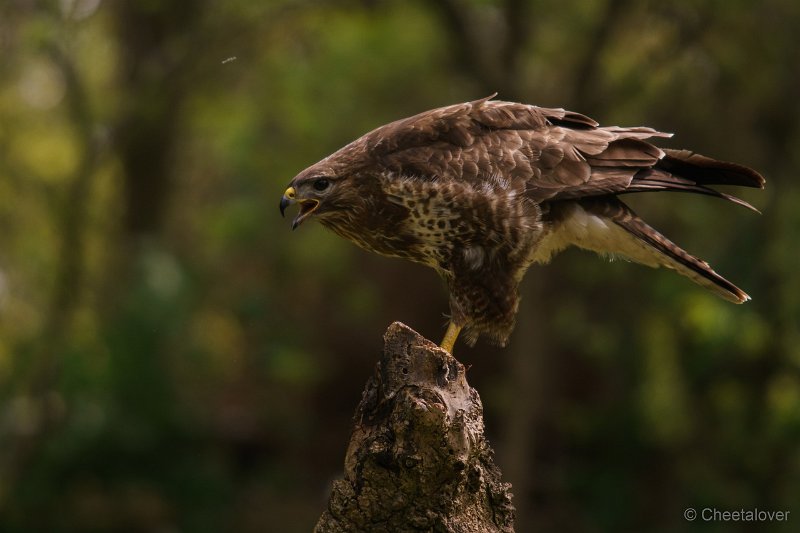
[280,142,376,231]
[279,173,341,230]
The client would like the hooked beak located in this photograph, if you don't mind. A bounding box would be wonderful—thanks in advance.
[280,186,320,230]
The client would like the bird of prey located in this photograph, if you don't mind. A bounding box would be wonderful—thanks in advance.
[280,96,764,352]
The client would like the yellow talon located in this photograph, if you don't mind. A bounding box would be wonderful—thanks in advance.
[440,322,462,353]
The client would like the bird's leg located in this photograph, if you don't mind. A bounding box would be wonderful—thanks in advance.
[440,322,462,353]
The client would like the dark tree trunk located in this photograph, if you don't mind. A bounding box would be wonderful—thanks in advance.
[315,322,515,533]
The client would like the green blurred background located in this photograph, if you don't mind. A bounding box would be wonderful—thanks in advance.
[1,1,798,531]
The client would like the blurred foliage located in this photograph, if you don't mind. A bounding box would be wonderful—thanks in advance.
[1,0,799,531]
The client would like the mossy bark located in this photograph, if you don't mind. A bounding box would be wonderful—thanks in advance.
[315,322,515,533]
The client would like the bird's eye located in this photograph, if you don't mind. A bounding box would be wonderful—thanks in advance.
[313,178,330,191]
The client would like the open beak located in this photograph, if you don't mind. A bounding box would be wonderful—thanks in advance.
[280,186,320,230]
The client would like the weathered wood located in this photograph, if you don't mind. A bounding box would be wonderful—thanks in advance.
[315,322,515,533]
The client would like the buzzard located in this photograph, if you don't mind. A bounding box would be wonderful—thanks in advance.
[280,96,764,352]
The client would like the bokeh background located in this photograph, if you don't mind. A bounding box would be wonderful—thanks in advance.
[1,1,799,531]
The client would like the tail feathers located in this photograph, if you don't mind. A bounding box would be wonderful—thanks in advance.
[579,198,750,303]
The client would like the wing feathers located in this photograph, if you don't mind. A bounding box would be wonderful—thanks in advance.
[659,149,765,188]
[625,170,761,212]
[586,138,665,167]
[365,95,763,215]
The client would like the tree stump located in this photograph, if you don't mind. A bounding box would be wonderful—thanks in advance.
[315,322,515,532]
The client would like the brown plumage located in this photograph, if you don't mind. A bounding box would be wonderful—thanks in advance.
[280,96,765,350]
